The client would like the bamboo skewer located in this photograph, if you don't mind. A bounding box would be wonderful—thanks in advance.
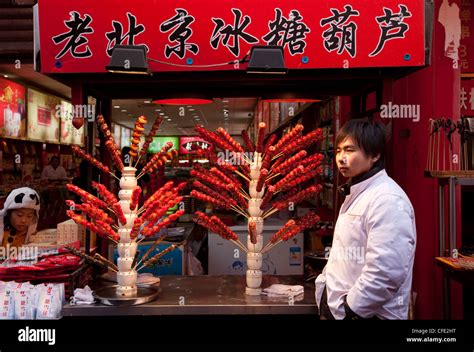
[94,253,118,271]
[231,205,249,219]
[262,208,279,219]
[235,169,251,182]
[239,187,251,200]
[231,239,249,254]
[109,172,121,181]
[134,154,143,169]
[65,245,118,272]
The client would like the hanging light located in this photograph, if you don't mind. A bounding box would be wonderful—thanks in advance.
[246,46,287,74]
[106,45,149,75]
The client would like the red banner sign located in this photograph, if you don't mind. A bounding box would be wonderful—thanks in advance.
[38,0,425,73]
[460,0,474,73]
[179,136,214,154]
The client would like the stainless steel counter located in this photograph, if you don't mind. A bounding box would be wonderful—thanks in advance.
[62,275,317,316]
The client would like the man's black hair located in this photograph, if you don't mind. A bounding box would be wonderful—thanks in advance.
[50,156,59,163]
[335,118,386,160]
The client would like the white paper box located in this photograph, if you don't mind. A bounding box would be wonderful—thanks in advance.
[56,219,89,245]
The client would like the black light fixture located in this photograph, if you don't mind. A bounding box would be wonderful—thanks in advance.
[246,46,287,74]
[106,45,149,75]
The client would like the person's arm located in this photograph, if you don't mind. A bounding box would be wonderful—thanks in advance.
[345,194,416,318]
[59,166,68,179]
[41,166,49,179]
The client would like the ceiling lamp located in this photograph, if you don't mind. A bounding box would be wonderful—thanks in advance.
[106,45,149,75]
[246,46,287,74]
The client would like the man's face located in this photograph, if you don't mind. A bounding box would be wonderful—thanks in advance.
[336,137,378,178]
[51,159,59,169]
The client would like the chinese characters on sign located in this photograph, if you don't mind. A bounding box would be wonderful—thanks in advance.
[40,0,425,73]
[461,80,474,115]
[105,12,148,56]
[320,5,360,58]
[369,5,412,57]
[210,9,258,57]
[263,9,310,55]
[460,0,473,72]
[179,136,214,154]
[52,11,94,59]
[160,9,199,59]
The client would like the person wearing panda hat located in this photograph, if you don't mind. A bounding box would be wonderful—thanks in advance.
[0,187,41,247]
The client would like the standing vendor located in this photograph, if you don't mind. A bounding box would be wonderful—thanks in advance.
[0,187,41,247]
[315,119,417,320]
[41,156,68,180]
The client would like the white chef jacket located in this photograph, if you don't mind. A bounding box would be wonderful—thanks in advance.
[315,169,416,319]
[41,165,68,180]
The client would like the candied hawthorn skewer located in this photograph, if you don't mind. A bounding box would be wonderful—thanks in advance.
[66,184,108,209]
[91,181,118,206]
[113,203,127,226]
[217,127,245,153]
[130,186,142,211]
[241,129,255,152]
[249,221,257,245]
[256,168,268,193]
[140,116,164,157]
[71,145,110,175]
[255,122,266,154]
[129,115,147,160]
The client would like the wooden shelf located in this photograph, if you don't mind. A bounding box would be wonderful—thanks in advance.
[425,170,474,178]
[435,256,474,271]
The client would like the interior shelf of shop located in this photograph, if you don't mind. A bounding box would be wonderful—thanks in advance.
[268,102,314,135]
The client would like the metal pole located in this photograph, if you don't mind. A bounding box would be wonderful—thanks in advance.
[448,177,456,257]
[443,275,451,319]
[438,183,445,257]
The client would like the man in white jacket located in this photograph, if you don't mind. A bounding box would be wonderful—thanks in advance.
[315,119,416,320]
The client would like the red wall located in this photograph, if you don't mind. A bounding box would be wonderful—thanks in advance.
[384,0,463,319]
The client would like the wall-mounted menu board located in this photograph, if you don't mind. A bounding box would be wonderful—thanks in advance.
[0,77,26,138]
[59,100,85,146]
[27,88,60,143]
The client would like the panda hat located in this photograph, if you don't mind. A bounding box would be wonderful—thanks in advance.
[0,187,40,244]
